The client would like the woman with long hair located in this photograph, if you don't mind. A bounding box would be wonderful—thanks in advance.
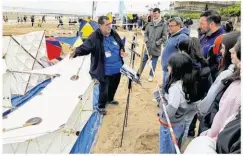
[198,31,240,118]
[159,53,201,153]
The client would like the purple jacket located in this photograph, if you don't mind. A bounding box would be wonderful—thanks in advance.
[199,26,226,58]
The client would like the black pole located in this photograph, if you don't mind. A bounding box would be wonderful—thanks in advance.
[120,33,137,147]
[120,78,132,147]
[124,34,137,127]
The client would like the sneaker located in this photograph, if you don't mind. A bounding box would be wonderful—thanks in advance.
[97,107,107,115]
[107,100,119,105]
[152,98,157,102]
[148,76,153,82]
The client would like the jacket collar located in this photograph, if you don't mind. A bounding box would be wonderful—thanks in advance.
[97,28,115,38]
[149,20,164,27]
[206,26,224,38]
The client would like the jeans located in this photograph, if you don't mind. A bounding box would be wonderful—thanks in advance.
[140,54,159,77]
[162,71,169,96]
[159,124,185,153]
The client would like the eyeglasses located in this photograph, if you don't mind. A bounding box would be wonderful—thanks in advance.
[168,24,178,28]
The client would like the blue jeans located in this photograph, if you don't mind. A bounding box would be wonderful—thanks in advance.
[162,71,169,96]
[141,54,159,77]
[159,124,185,153]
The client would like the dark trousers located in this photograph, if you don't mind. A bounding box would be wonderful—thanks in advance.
[188,114,198,136]
[98,73,121,108]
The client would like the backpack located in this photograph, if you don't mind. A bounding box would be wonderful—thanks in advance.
[196,66,212,100]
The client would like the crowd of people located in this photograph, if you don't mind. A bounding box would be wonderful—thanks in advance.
[62,7,240,154]
[147,9,240,154]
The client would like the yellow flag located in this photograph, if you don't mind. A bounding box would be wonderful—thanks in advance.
[73,37,83,48]
[127,13,133,20]
[107,12,113,23]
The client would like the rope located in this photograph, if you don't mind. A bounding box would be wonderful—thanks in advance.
[141,30,181,154]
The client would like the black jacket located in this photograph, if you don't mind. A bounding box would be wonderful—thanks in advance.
[216,112,241,154]
[74,29,125,82]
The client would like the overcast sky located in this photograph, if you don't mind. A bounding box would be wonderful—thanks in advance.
[2,0,170,15]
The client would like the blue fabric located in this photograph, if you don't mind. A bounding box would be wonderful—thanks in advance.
[55,37,79,46]
[122,37,126,46]
[70,84,101,153]
[3,79,52,117]
[141,54,159,77]
[103,36,122,75]
[162,71,169,97]
[199,26,225,58]
[159,124,185,153]
[56,57,63,61]
[79,19,88,31]
[46,40,61,48]
[162,28,189,71]
[89,21,99,30]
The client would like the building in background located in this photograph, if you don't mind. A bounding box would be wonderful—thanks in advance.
[169,1,237,14]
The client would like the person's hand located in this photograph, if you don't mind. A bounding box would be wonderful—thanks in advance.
[70,47,76,52]
[120,49,127,57]
[69,52,76,59]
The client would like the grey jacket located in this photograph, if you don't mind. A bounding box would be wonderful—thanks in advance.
[198,64,236,116]
[144,20,167,56]
[160,80,200,126]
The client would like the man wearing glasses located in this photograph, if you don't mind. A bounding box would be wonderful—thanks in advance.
[71,16,126,115]
[141,8,167,82]
[161,17,189,98]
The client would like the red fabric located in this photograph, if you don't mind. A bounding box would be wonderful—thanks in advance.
[46,37,57,41]
[213,35,224,55]
[46,42,61,60]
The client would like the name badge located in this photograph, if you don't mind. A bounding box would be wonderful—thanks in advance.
[113,41,118,45]
[105,51,111,58]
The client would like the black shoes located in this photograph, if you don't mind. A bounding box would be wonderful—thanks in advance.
[107,100,119,105]
[97,107,107,115]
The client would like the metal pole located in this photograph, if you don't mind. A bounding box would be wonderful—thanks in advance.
[24,31,46,94]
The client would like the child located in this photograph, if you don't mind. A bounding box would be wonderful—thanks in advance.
[157,53,201,153]
[37,19,42,27]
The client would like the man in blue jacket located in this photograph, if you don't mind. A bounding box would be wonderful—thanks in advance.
[161,17,189,96]
[198,10,225,81]
[71,16,126,115]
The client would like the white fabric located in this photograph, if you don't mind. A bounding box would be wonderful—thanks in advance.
[2,56,93,146]
[3,31,50,95]
[184,136,217,154]
[2,73,12,113]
